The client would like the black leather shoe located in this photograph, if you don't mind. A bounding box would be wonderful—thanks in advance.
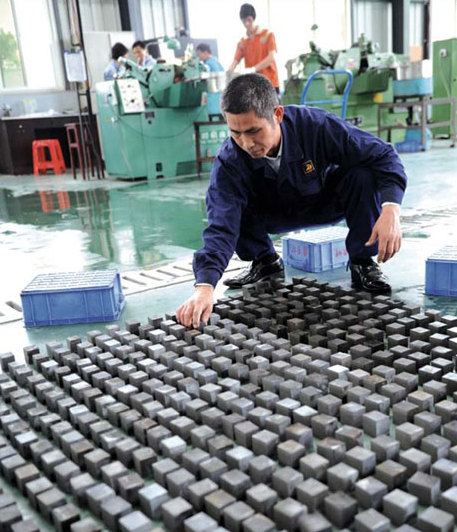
[350,260,391,293]
[223,257,284,288]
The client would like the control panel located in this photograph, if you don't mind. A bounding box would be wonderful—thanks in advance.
[116,78,145,114]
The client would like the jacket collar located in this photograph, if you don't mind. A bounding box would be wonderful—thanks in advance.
[247,115,304,175]
[280,117,304,162]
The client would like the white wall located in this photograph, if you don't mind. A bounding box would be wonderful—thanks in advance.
[431,0,457,42]
[187,0,351,87]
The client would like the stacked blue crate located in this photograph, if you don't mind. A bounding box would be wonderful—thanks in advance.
[395,128,431,153]
[425,246,457,296]
[282,226,349,272]
[21,270,125,327]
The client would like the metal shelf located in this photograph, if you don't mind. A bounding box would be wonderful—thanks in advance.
[377,96,457,149]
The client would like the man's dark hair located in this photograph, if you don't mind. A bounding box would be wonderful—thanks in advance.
[221,73,278,122]
[196,43,211,54]
[112,42,128,59]
[240,3,256,20]
[132,40,146,49]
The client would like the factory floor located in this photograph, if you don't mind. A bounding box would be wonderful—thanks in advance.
[1,140,457,358]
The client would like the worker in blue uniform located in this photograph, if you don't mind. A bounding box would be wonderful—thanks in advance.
[196,43,224,72]
[132,40,156,68]
[176,74,407,328]
[196,43,224,116]
[104,42,128,81]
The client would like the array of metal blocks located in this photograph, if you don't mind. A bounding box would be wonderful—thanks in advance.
[1,275,457,531]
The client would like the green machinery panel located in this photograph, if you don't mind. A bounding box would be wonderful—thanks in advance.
[95,55,228,181]
[284,75,401,138]
[96,82,148,179]
[197,123,229,158]
[432,38,457,136]
[141,107,208,179]
[96,81,227,180]
[282,36,406,141]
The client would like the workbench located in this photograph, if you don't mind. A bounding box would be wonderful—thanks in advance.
[377,96,457,149]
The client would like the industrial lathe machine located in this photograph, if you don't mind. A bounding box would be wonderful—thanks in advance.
[283,34,406,136]
[96,55,227,180]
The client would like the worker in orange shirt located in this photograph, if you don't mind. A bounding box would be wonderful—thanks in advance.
[228,3,280,94]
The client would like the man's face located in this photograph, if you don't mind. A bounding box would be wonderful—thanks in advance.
[225,107,284,158]
[133,46,145,60]
[196,50,208,62]
[242,16,255,32]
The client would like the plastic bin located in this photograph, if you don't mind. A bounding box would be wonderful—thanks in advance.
[282,226,349,272]
[395,140,424,153]
[425,246,457,296]
[405,128,431,145]
[395,127,431,153]
[21,270,125,327]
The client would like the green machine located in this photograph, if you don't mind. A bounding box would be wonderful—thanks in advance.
[96,56,227,180]
[432,38,457,136]
[283,34,404,136]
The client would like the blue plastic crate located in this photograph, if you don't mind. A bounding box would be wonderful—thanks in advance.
[282,226,349,272]
[21,270,125,327]
[405,128,431,145]
[425,246,457,296]
[395,140,424,153]
[395,127,431,153]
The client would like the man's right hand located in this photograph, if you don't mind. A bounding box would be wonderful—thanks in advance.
[176,285,214,329]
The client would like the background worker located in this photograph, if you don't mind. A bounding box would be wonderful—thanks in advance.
[176,74,407,328]
[196,43,224,72]
[132,40,156,68]
[196,43,225,115]
[104,42,128,81]
[228,3,280,93]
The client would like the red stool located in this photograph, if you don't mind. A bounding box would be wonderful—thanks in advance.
[65,122,95,180]
[32,139,66,176]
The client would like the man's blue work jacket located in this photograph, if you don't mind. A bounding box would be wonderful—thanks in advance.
[194,105,407,287]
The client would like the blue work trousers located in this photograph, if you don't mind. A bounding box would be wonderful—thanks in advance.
[236,166,382,262]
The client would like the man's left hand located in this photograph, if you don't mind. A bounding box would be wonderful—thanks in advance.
[365,204,402,263]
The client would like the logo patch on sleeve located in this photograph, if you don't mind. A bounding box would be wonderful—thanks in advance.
[303,160,315,174]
